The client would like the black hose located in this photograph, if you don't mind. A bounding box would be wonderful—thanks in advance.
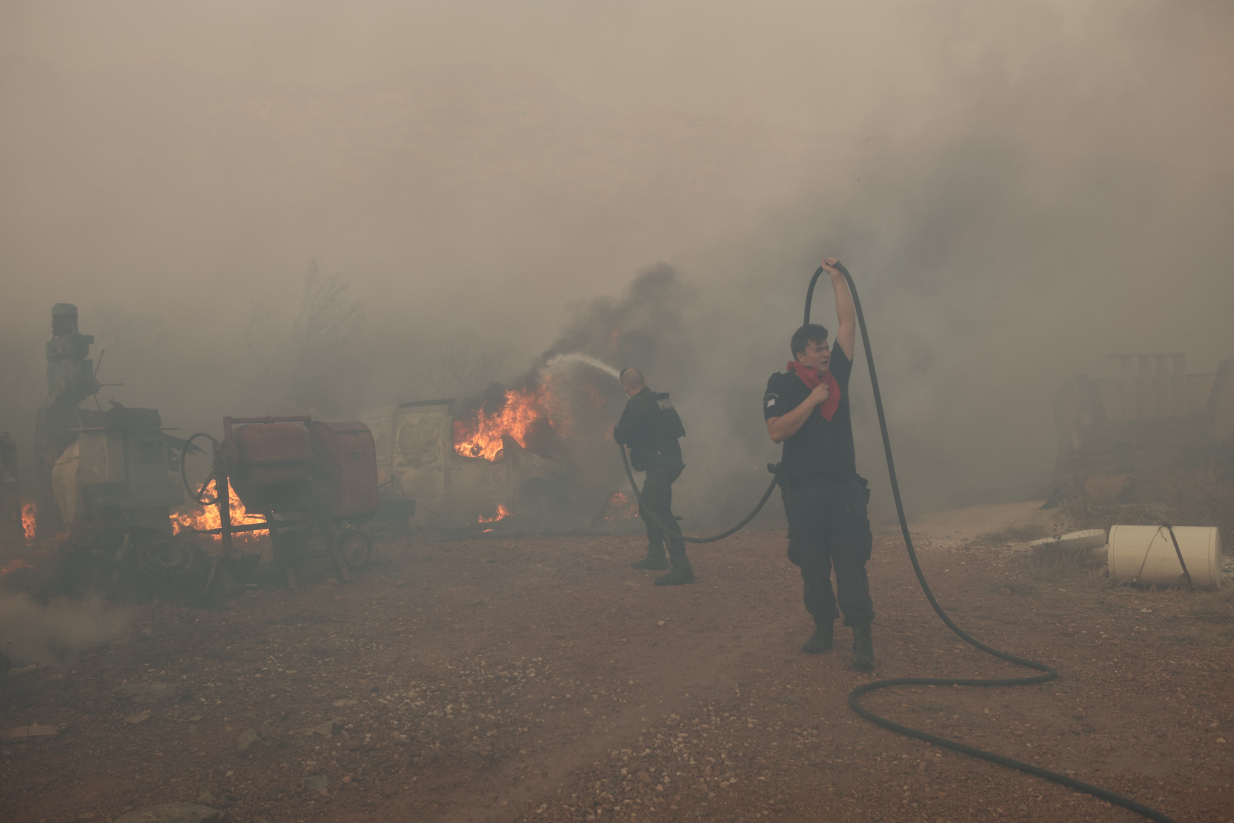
[1162,523,1193,589]
[617,443,779,543]
[821,262,1176,823]
[180,432,221,505]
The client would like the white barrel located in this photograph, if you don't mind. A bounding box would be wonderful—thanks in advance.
[1107,525,1223,590]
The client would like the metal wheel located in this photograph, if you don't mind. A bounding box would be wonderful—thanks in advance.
[340,529,372,570]
[136,534,204,578]
[134,533,209,596]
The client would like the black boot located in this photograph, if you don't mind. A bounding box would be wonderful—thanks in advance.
[801,620,834,654]
[654,556,695,586]
[852,622,875,671]
[631,543,669,570]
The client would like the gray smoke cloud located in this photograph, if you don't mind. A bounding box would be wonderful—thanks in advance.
[1,1,1231,527]
[0,594,134,665]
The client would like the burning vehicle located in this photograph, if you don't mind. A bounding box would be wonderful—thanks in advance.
[359,267,689,533]
[364,390,568,532]
[366,358,638,532]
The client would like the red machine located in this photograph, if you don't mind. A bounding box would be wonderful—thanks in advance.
[184,416,378,589]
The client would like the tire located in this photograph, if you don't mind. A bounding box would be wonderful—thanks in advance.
[133,533,210,599]
[340,529,372,571]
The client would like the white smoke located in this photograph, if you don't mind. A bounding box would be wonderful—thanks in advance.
[0,594,133,665]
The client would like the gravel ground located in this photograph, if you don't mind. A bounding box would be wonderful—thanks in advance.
[2,513,1233,823]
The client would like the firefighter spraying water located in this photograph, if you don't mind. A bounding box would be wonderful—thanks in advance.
[613,367,692,585]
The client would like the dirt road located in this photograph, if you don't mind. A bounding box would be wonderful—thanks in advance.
[3,511,1232,822]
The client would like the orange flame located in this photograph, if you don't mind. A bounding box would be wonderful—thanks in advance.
[22,503,35,540]
[171,480,265,542]
[0,558,36,579]
[453,385,554,462]
[478,504,512,524]
[604,492,639,520]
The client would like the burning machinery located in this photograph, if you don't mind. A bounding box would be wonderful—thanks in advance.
[182,416,379,589]
[20,305,209,600]
[44,404,207,600]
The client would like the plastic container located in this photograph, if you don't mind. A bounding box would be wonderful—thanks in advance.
[1029,529,1107,551]
[1107,525,1223,590]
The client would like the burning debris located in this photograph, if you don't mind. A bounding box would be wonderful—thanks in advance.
[0,558,37,580]
[171,480,265,544]
[478,504,512,524]
[603,492,639,520]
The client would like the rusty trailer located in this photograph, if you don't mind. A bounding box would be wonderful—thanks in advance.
[183,415,379,590]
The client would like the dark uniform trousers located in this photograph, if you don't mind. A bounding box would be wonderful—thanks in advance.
[641,461,687,564]
[782,479,874,627]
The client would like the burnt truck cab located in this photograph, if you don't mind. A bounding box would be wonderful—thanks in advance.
[364,400,565,530]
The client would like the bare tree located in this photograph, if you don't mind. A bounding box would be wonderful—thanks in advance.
[424,332,506,400]
[286,261,371,416]
[236,261,373,418]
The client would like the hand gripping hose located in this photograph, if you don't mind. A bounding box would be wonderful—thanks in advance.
[817,262,1177,823]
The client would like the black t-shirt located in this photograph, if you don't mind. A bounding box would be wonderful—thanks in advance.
[763,347,857,485]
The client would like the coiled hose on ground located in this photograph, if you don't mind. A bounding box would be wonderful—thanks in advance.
[619,262,1177,823]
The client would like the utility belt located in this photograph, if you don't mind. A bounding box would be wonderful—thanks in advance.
[630,444,683,473]
[776,470,866,494]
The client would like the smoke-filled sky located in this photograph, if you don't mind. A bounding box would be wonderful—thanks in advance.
[2,0,1232,515]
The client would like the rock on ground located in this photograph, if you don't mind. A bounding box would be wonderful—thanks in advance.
[113,804,222,823]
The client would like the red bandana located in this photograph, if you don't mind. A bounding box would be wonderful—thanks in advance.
[786,361,842,421]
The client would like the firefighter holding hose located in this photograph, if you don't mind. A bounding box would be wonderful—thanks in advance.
[613,367,694,586]
[764,258,875,670]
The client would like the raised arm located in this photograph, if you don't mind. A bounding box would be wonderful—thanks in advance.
[822,258,856,360]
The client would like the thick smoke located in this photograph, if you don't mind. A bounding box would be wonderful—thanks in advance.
[1,2,1232,529]
[538,264,694,378]
[0,594,133,665]
[443,266,696,524]
[536,266,697,518]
